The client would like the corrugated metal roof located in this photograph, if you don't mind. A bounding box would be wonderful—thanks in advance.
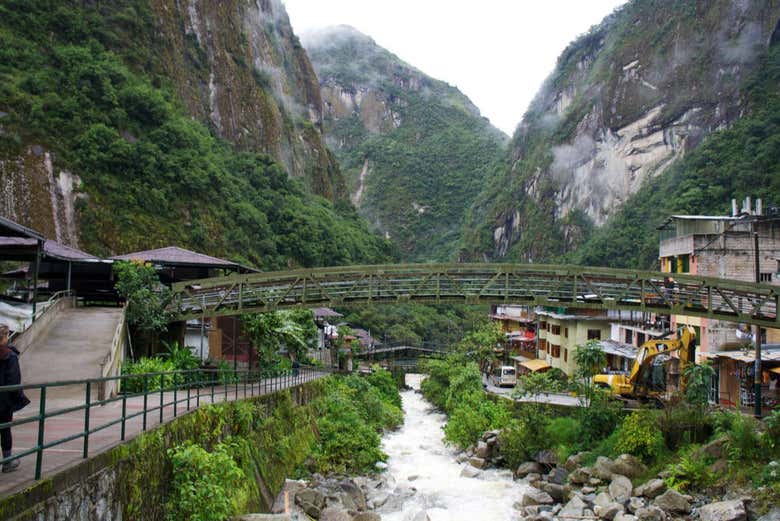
[0,215,45,240]
[0,237,101,262]
[597,339,638,359]
[112,246,245,269]
[701,348,780,363]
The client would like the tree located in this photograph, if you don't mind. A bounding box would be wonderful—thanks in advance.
[683,361,715,406]
[457,320,503,375]
[113,260,173,355]
[573,339,607,406]
[242,310,310,368]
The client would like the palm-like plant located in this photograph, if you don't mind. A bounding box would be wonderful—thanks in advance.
[574,340,607,406]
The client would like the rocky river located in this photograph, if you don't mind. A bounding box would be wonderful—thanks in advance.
[241,374,773,521]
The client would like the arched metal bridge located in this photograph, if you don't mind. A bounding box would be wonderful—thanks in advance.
[170,263,780,328]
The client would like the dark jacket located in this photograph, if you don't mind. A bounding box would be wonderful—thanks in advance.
[0,346,29,414]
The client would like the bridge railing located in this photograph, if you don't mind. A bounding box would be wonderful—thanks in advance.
[0,364,332,481]
[168,263,780,328]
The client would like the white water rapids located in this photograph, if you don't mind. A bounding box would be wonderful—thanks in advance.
[377,374,529,520]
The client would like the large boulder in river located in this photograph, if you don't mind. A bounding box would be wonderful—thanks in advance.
[340,479,367,511]
[653,489,692,514]
[295,488,325,518]
[564,452,591,472]
[611,454,647,478]
[320,507,352,521]
[608,475,633,504]
[516,461,543,478]
[635,506,665,521]
[595,502,626,521]
[757,508,780,521]
[468,456,486,469]
[569,467,592,484]
[560,496,588,518]
[699,500,747,521]
[593,457,615,479]
[475,441,490,459]
[520,486,555,506]
[633,479,666,499]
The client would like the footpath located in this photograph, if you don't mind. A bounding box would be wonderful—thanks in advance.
[0,371,325,497]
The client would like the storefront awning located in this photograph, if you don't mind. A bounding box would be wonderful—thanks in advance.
[701,349,780,363]
[520,359,551,372]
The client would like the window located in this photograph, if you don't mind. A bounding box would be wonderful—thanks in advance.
[564,349,568,362]
[551,324,561,335]
[551,344,561,358]
[564,327,569,338]
[624,329,633,344]
[539,339,547,352]
[539,321,547,331]
[587,329,602,340]
[760,272,773,283]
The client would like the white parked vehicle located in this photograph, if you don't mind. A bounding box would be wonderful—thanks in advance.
[491,366,517,387]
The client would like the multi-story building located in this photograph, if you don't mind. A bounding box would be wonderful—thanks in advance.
[535,307,612,375]
[490,304,536,359]
[657,198,780,409]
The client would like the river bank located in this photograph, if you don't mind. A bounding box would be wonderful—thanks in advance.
[263,374,527,520]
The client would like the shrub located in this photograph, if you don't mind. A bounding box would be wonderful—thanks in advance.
[762,408,780,455]
[614,410,666,462]
[444,391,509,449]
[576,389,623,443]
[499,419,539,468]
[664,445,713,492]
[545,416,582,459]
[166,440,248,521]
[312,382,386,473]
[366,365,403,408]
[717,411,762,464]
[122,356,176,393]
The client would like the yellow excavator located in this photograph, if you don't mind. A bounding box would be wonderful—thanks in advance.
[594,326,696,401]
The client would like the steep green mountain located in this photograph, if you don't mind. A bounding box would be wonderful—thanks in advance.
[459,0,780,267]
[302,26,507,261]
[0,1,393,268]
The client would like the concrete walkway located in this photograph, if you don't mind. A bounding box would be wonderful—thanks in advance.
[0,370,326,498]
[20,307,124,402]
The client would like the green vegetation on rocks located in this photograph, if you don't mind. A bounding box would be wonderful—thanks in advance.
[304,26,507,261]
[459,0,780,267]
[0,1,392,268]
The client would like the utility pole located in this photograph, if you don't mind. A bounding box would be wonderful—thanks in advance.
[753,218,762,418]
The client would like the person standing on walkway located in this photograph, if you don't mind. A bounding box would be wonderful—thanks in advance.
[0,324,29,473]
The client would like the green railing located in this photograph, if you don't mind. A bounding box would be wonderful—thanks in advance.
[169,263,780,328]
[0,365,330,481]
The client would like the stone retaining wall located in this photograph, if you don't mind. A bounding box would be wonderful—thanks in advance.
[0,378,328,521]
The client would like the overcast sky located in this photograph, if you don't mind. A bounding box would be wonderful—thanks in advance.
[282,0,626,135]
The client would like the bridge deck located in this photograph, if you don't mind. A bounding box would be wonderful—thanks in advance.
[169,263,780,328]
[0,372,325,498]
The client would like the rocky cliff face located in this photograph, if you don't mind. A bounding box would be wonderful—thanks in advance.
[0,146,79,245]
[0,0,346,248]
[150,0,345,200]
[461,0,780,262]
[304,26,507,260]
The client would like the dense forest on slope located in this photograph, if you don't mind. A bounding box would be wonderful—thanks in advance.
[458,0,780,266]
[567,41,780,268]
[304,27,507,261]
[0,1,393,268]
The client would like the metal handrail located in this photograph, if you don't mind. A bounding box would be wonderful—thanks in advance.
[9,290,74,343]
[0,364,333,481]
